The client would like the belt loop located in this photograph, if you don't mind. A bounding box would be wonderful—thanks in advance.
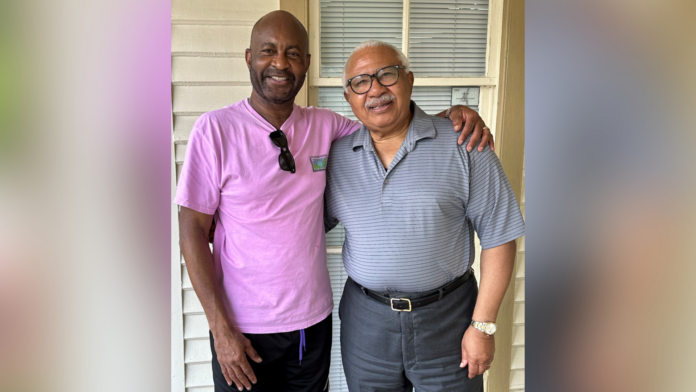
[360,286,369,296]
[438,287,444,301]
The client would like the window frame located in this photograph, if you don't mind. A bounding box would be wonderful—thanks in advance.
[308,0,505,129]
[306,2,522,391]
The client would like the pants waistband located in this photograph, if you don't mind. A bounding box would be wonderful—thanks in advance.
[349,268,473,311]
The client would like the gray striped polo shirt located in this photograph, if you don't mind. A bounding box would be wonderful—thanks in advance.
[324,102,525,292]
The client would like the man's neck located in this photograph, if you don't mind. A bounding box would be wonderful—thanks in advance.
[249,91,295,130]
[369,112,413,169]
[369,111,413,143]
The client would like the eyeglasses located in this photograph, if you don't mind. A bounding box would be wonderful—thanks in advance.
[269,129,296,173]
[346,65,402,95]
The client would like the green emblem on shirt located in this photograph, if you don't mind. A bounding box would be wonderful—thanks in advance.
[310,155,328,172]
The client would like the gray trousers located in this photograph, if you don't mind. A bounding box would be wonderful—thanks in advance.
[339,275,484,392]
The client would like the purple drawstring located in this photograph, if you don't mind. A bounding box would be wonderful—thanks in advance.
[299,329,306,364]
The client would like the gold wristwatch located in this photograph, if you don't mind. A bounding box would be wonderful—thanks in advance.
[471,320,497,336]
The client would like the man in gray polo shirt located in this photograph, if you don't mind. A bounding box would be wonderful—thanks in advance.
[324,40,525,391]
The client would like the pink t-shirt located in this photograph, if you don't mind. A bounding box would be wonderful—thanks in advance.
[174,99,359,333]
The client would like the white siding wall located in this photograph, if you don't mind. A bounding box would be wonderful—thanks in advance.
[510,160,525,391]
[172,1,280,391]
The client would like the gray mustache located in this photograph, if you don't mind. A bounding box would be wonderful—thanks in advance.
[365,94,396,108]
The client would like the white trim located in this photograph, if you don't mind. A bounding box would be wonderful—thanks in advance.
[401,0,410,57]
[171,106,186,392]
[309,0,321,85]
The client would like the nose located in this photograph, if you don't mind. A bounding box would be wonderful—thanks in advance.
[272,52,289,70]
[367,75,389,97]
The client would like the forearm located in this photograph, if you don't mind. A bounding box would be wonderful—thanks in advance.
[472,240,517,322]
[434,104,466,118]
[180,223,235,333]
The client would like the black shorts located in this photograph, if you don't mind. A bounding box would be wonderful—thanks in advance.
[210,314,332,392]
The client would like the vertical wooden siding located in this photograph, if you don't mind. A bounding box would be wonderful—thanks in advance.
[171,1,281,391]
[489,1,525,391]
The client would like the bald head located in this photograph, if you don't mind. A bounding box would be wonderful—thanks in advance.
[245,10,311,106]
[251,10,309,54]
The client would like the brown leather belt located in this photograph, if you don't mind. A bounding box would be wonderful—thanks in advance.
[350,268,473,311]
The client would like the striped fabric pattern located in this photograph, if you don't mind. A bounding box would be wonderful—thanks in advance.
[324,103,525,292]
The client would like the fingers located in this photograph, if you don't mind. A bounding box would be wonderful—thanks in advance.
[477,122,492,152]
[221,365,234,387]
[239,359,258,385]
[468,361,481,379]
[473,358,494,377]
[460,360,468,369]
[245,342,263,364]
[451,112,464,134]
[231,365,253,390]
[461,338,491,379]
[460,347,468,369]
[465,120,483,152]
[466,359,493,379]
[222,365,245,390]
[222,362,255,391]
[459,113,476,148]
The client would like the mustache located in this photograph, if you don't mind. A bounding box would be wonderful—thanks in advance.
[263,68,294,81]
[365,93,396,108]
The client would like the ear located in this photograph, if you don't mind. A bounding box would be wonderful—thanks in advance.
[408,71,414,87]
[245,48,252,70]
[306,53,311,70]
[343,90,349,102]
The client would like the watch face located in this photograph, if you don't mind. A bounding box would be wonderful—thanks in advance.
[485,323,497,335]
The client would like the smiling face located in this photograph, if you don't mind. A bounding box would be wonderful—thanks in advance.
[343,45,414,134]
[246,12,310,105]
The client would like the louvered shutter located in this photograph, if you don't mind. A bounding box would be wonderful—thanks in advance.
[320,0,404,77]
[411,86,479,114]
[326,254,350,392]
[409,0,489,77]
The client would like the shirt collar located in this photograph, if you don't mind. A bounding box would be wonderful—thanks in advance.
[351,101,437,152]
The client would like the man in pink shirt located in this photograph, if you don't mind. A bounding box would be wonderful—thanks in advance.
[175,10,492,392]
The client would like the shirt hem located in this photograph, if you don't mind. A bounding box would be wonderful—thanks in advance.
[480,229,525,250]
[236,305,334,334]
[173,198,216,215]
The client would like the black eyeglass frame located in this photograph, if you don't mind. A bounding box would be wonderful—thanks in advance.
[269,129,296,174]
[345,65,403,95]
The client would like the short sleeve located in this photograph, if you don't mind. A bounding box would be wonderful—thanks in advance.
[466,147,525,249]
[323,202,339,233]
[173,118,221,215]
[332,113,361,141]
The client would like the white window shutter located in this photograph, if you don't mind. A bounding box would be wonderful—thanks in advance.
[320,0,404,77]
[411,86,479,114]
[409,0,489,77]
[318,88,358,121]
[327,254,350,392]
[326,223,346,247]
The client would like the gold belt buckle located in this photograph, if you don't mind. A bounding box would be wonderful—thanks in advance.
[390,298,412,312]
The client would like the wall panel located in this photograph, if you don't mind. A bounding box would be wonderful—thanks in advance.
[173,0,279,21]
[172,2,303,391]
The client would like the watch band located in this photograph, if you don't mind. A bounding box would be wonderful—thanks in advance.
[471,320,497,336]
